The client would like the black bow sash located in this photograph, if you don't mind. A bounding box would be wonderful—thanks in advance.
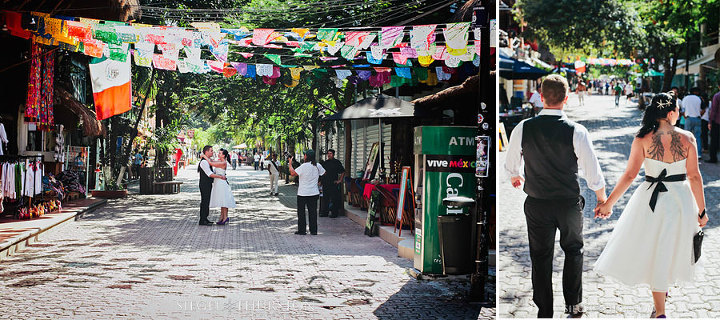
[645,168,686,212]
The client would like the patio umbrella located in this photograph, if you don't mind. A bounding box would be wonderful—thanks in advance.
[499,52,550,80]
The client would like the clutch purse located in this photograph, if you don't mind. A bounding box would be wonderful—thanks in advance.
[693,230,704,263]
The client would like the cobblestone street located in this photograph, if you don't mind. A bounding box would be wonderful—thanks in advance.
[0,165,493,319]
[498,94,720,318]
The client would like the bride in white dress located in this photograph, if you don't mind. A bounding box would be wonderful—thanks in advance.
[594,93,708,318]
[202,149,236,225]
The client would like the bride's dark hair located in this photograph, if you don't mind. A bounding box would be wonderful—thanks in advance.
[219,149,231,164]
[636,92,677,138]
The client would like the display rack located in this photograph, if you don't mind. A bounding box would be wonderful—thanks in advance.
[65,146,90,196]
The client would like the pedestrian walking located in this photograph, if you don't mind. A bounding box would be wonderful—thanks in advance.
[288,150,325,235]
[576,81,587,106]
[614,82,623,107]
[681,88,704,159]
[624,82,634,105]
[132,150,143,180]
[319,149,345,218]
[267,153,280,196]
[253,152,260,170]
[504,75,607,318]
[231,151,238,170]
[709,83,720,163]
[594,92,708,318]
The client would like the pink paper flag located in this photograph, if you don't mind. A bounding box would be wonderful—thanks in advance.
[239,52,254,59]
[392,52,408,65]
[252,29,276,46]
[152,54,177,71]
[207,60,225,73]
[380,26,404,48]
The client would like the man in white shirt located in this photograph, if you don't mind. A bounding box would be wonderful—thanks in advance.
[267,153,281,196]
[528,84,543,115]
[504,75,607,318]
[253,153,261,170]
[681,88,704,158]
[288,150,326,235]
[197,145,227,225]
[231,151,238,170]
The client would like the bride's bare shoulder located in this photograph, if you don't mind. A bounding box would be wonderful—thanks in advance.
[670,128,696,144]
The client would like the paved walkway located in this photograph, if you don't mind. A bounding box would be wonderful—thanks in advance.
[498,93,720,318]
[0,165,493,319]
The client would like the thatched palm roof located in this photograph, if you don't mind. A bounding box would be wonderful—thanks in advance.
[2,0,140,21]
[54,87,105,137]
[412,74,479,107]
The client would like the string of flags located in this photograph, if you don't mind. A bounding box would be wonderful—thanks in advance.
[2,10,482,88]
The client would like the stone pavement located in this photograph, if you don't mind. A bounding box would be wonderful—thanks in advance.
[0,164,494,319]
[498,93,720,318]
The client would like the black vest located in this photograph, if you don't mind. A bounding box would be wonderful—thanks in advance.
[198,160,213,188]
[521,115,580,199]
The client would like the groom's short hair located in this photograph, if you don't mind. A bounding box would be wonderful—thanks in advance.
[202,145,212,154]
[541,75,568,106]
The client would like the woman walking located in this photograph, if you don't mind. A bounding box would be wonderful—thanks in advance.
[201,148,236,225]
[288,150,325,235]
[594,93,708,318]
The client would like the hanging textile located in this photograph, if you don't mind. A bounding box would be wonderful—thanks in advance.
[39,48,55,130]
[25,41,42,122]
[89,57,132,120]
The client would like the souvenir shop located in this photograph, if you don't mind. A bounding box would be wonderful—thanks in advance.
[0,37,94,221]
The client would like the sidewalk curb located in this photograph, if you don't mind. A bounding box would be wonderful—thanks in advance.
[0,198,107,262]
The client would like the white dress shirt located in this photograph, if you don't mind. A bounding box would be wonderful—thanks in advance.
[504,109,606,191]
[199,159,214,177]
[681,95,703,118]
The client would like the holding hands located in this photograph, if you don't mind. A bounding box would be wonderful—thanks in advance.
[594,200,612,219]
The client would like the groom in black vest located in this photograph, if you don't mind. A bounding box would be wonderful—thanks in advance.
[198,145,227,225]
[505,75,607,318]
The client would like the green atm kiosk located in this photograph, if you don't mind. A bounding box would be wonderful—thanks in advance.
[413,126,477,274]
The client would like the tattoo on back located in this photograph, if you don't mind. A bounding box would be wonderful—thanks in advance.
[648,131,665,161]
[669,131,688,161]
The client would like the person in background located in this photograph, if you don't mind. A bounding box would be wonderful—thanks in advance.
[529,83,543,116]
[682,87,704,160]
[701,90,710,153]
[231,151,238,170]
[614,82,623,107]
[0,115,8,155]
[132,150,143,180]
[576,81,587,106]
[267,153,281,196]
[253,152,260,170]
[288,150,325,235]
[319,149,345,218]
[709,82,720,163]
[624,82,634,105]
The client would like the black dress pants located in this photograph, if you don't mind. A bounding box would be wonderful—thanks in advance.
[297,195,319,234]
[710,121,720,162]
[199,184,211,223]
[320,183,342,216]
[524,196,585,318]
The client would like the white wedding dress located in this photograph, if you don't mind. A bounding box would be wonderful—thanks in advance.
[208,167,237,209]
[594,158,701,292]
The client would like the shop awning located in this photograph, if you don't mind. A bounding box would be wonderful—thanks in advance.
[499,51,550,80]
[643,69,664,77]
[54,87,105,137]
[323,94,415,121]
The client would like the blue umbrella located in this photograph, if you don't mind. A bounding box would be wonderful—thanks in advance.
[499,51,550,80]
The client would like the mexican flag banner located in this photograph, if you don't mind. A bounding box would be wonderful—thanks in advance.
[89,57,132,120]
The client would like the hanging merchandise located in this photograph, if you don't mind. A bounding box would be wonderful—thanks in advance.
[39,48,55,130]
[25,41,42,122]
[89,56,132,120]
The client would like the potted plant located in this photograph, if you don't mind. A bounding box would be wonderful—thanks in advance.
[91,180,128,199]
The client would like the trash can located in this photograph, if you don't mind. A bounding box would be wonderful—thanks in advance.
[437,214,472,275]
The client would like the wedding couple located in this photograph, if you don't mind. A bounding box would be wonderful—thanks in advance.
[505,75,708,318]
[197,145,237,226]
